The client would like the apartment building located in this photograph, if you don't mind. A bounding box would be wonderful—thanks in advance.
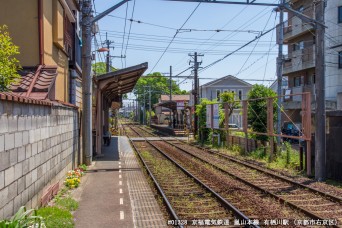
[282,0,342,123]
[0,0,82,107]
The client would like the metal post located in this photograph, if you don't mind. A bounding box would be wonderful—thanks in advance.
[149,87,152,126]
[143,91,146,125]
[81,0,93,165]
[276,0,284,144]
[169,66,172,126]
[105,32,111,73]
[194,52,198,136]
[314,0,326,181]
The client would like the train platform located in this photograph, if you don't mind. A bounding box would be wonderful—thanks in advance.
[73,136,167,228]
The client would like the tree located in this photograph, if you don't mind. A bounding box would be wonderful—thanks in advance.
[220,91,241,146]
[91,62,116,76]
[247,84,277,142]
[133,72,188,109]
[0,25,21,91]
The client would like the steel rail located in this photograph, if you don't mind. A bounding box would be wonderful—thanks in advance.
[189,143,342,203]
[128,138,184,228]
[164,141,340,226]
[134,124,342,204]
[145,140,258,227]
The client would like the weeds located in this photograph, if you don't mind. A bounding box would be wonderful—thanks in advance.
[36,207,73,228]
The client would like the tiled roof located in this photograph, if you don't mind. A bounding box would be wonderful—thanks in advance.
[160,95,190,101]
[11,65,58,100]
[0,92,52,106]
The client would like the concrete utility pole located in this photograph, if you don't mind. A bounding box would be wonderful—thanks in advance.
[170,66,172,126]
[81,0,129,165]
[104,32,114,73]
[276,0,285,144]
[189,52,203,136]
[314,0,326,181]
[149,87,152,126]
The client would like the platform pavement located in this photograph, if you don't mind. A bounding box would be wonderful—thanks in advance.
[74,136,167,228]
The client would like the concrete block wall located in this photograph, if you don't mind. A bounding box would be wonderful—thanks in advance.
[0,100,80,219]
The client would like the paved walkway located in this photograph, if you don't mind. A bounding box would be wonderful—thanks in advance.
[74,136,166,228]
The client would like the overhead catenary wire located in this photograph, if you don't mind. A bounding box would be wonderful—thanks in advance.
[236,10,274,76]
[148,3,201,74]
[120,1,129,68]
[124,0,137,68]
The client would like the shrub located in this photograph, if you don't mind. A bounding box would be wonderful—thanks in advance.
[55,197,79,211]
[0,206,43,228]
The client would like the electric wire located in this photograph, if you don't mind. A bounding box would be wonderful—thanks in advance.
[120,1,129,68]
[148,3,201,74]
[124,0,137,68]
[236,10,274,76]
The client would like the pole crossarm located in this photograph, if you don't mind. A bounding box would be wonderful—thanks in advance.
[89,0,130,25]
[164,0,279,7]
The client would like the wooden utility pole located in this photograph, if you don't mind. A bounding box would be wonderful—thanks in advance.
[315,0,326,181]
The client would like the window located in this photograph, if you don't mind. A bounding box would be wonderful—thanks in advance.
[339,52,342,68]
[223,89,228,93]
[238,90,243,100]
[339,6,342,23]
[292,41,304,51]
[294,76,302,87]
[216,89,221,101]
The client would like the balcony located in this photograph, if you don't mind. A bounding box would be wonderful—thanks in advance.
[283,46,315,75]
[283,85,315,109]
[283,8,314,42]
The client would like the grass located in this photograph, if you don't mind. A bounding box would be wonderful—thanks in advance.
[35,189,79,228]
[223,142,302,175]
[55,197,79,211]
[36,207,73,228]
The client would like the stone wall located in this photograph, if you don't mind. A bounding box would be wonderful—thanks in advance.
[0,99,80,219]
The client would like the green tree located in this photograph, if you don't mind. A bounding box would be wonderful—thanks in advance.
[247,84,277,142]
[0,25,21,91]
[92,62,116,76]
[133,72,188,109]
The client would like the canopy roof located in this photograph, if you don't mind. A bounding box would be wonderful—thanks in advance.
[154,100,177,110]
[95,62,148,102]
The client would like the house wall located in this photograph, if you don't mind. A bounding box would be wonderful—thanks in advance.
[0,99,80,219]
[0,0,39,66]
[325,0,342,101]
[43,0,70,102]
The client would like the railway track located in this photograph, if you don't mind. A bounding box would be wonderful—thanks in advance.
[123,123,341,226]
[164,140,342,227]
[131,140,259,228]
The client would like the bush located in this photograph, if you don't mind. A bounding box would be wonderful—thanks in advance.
[0,206,43,228]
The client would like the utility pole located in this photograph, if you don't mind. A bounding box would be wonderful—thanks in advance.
[189,52,203,136]
[149,87,152,126]
[315,0,326,181]
[143,91,146,125]
[104,33,114,73]
[81,0,93,165]
[276,0,285,144]
[81,0,129,165]
[170,66,172,127]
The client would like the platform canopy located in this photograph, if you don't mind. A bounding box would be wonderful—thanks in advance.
[94,62,148,156]
[154,100,177,111]
[95,62,148,102]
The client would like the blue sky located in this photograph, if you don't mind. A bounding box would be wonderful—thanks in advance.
[93,0,284,93]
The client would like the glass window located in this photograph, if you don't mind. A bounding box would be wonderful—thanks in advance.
[339,6,342,23]
[294,77,302,87]
[216,89,221,101]
[238,90,243,100]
